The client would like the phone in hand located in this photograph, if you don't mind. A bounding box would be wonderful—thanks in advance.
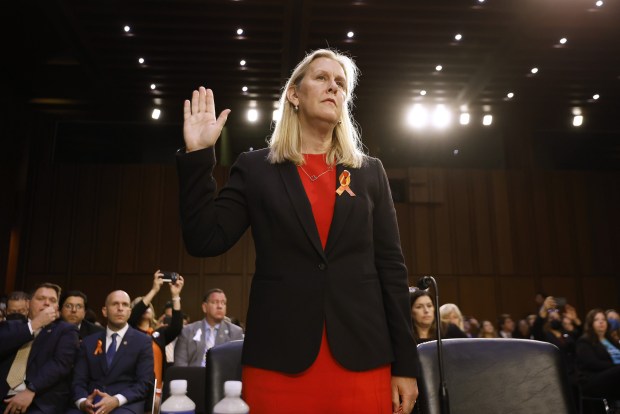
[554,297,567,308]
[159,271,178,284]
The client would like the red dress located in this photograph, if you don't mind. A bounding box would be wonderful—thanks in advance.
[242,153,392,414]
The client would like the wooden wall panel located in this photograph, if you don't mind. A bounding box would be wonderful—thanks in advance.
[470,171,494,274]
[411,206,432,275]
[588,175,615,275]
[432,171,453,275]
[581,277,618,311]
[531,172,555,275]
[508,171,535,275]
[159,167,181,271]
[135,166,162,273]
[498,276,537,320]
[395,204,413,273]
[94,167,119,274]
[491,172,514,274]
[551,173,576,276]
[569,173,592,275]
[459,276,497,322]
[26,167,55,274]
[450,171,474,274]
[540,276,579,308]
[49,167,76,274]
[116,166,142,273]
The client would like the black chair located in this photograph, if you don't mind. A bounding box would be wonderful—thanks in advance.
[205,339,244,413]
[416,338,577,414]
[163,366,207,414]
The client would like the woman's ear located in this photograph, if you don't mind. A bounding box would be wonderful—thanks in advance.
[286,85,299,107]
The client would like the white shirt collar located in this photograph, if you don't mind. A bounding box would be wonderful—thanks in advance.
[106,323,129,340]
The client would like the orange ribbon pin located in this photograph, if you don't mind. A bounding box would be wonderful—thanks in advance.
[94,339,103,355]
[336,170,356,196]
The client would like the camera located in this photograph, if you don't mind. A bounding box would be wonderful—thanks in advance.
[160,271,178,284]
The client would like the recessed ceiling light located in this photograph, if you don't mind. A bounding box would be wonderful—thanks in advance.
[150,84,156,90]
[593,94,600,100]
[459,113,470,125]
[151,109,161,120]
[559,37,567,45]
[506,92,514,99]
[454,33,463,41]
[420,90,427,96]
[530,67,539,74]
[138,57,145,64]
[435,65,443,72]
[573,115,583,127]
[237,28,244,35]
[478,0,485,3]
[247,109,258,122]
[596,0,603,7]
[240,60,246,66]
[242,86,248,92]
[347,31,354,38]
[123,25,131,33]
[453,149,459,155]
[482,114,493,126]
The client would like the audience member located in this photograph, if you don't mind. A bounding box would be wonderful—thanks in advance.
[462,316,480,338]
[0,283,79,414]
[439,303,465,331]
[69,290,154,414]
[606,309,620,343]
[478,320,498,338]
[174,288,243,366]
[128,270,184,399]
[575,308,620,400]
[6,291,30,321]
[514,319,533,339]
[497,314,515,338]
[60,290,104,340]
[409,289,467,343]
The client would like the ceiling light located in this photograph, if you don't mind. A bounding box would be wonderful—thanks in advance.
[242,86,248,92]
[407,104,428,128]
[247,109,258,122]
[138,57,145,64]
[573,115,583,127]
[482,114,493,126]
[272,109,281,122]
[237,28,244,35]
[530,67,539,74]
[150,84,156,90]
[420,90,427,96]
[478,0,485,3]
[123,25,131,33]
[559,37,567,45]
[506,92,514,99]
[454,34,462,41]
[435,65,443,72]
[596,0,603,6]
[431,105,451,129]
[453,149,459,155]
[459,113,470,125]
[240,60,246,66]
[347,31,355,38]
[151,109,161,120]
[593,94,600,100]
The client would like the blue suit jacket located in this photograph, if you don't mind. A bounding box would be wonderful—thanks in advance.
[71,326,154,413]
[0,319,79,413]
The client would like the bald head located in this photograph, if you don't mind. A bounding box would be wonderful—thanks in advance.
[102,290,131,331]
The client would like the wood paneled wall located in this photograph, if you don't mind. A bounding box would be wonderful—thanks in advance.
[14,161,620,325]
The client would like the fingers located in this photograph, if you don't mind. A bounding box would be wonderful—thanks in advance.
[391,385,400,413]
[183,100,191,121]
[191,89,199,116]
[216,109,231,130]
[203,87,212,114]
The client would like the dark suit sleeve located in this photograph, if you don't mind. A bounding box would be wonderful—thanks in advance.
[28,322,79,393]
[160,309,183,346]
[576,337,615,372]
[128,300,147,328]
[120,335,154,403]
[176,147,250,257]
[173,327,191,367]
[71,338,93,401]
[371,158,420,378]
[0,320,32,357]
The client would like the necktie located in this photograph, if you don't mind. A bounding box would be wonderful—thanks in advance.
[6,340,33,389]
[206,327,215,350]
[106,333,118,367]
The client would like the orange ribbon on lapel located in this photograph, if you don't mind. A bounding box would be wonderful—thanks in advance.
[336,170,355,196]
[94,339,103,355]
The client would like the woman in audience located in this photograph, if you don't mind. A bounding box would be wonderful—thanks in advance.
[606,309,620,343]
[575,308,620,399]
[129,270,185,399]
[478,320,498,338]
[439,303,465,331]
[410,289,467,343]
[513,319,532,339]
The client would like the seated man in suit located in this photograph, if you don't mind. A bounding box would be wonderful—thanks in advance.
[5,291,30,321]
[1,283,80,414]
[174,288,243,367]
[60,290,104,340]
[69,290,154,414]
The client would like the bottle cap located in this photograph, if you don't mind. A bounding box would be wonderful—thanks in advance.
[224,380,242,397]
[169,379,188,394]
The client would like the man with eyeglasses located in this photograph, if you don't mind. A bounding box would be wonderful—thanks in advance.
[174,288,243,367]
[60,290,104,340]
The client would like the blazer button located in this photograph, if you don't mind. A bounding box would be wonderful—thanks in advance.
[318,263,327,271]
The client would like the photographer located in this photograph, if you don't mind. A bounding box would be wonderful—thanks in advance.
[129,270,185,397]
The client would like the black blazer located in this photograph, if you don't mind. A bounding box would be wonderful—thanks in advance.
[576,335,620,384]
[177,147,419,377]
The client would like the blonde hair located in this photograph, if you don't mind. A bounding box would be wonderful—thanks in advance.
[439,303,465,331]
[267,49,365,168]
[131,296,157,329]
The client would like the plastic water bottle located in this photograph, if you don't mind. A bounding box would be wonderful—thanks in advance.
[212,381,249,414]
[160,379,196,414]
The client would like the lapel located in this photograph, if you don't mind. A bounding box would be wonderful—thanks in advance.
[215,322,228,345]
[324,164,355,253]
[29,321,55,363]
[278,161,326,261]
[108,328,131,372]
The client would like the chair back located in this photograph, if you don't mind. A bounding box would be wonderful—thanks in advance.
[205,339,244,412]
[163,366,207,414]
[416,338,577,414]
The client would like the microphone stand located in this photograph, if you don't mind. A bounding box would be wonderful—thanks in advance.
[419,276,450,414]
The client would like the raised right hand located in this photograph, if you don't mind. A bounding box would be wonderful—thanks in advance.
[183,86,230,152]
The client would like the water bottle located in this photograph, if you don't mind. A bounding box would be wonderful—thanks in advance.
[160,379,196,414]
[212,381,249,414]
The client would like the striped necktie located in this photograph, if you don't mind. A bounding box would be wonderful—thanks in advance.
[6,340,33,389]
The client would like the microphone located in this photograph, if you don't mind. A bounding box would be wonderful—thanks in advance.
[416,276,450,414]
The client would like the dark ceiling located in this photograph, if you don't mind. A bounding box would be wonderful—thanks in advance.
[4,0,620,169]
